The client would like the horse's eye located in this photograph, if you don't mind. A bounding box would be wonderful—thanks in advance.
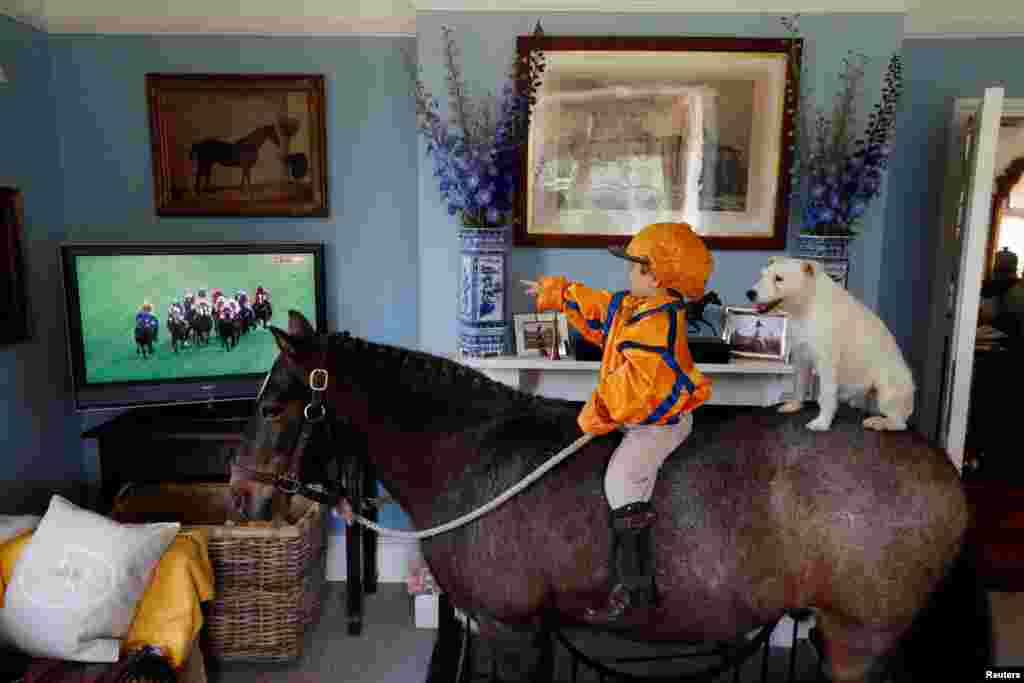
[259,402,284,420]
[774,275,783,283]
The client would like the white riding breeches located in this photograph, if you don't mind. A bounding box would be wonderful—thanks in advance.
[604,413,694,509]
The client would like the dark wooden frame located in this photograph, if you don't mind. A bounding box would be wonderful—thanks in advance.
[985,155,1024,278]
[146,74,329,217]
[0,187,29,345]
[514,35,801,250]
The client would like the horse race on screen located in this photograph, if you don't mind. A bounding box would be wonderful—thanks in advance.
[74,252,317,385]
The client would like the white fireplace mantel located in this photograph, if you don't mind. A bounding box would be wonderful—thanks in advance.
[453,355,801,407]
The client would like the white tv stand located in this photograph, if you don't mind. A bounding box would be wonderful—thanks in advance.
[453,355,801,407]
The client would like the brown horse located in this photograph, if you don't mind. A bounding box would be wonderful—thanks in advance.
[231,311,977,683]
[190,124,280,196]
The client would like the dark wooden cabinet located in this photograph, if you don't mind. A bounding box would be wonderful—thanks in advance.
[82,400,252,512]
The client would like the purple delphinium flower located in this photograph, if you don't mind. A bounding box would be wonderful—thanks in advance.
[406,22,546,228]
[783,15,903,236]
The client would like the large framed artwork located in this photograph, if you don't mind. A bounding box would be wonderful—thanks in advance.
[0,187,29,346]
[514,36,801,250]
[146,74,329,217]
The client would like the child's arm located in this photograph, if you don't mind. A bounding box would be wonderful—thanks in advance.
[523,277,613,347]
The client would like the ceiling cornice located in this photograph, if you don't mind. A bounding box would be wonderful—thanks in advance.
[7,1,1024,37]
[43,15,416,36]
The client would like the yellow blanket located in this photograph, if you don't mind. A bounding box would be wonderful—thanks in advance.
[1,528,214,670]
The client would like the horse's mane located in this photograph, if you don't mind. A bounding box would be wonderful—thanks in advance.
[332,332,581,433]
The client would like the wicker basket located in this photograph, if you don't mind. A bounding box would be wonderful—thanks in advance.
[111,482,326,663]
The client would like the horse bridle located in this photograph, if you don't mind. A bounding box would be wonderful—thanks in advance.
[230,335,348,507]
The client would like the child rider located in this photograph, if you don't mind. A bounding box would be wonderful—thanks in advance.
[522,221,714,625]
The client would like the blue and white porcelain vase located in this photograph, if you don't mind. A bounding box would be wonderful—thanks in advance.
[458,225,512,357]
[793,232,854,289]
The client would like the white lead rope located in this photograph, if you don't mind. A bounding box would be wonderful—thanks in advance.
[348,433,596,540]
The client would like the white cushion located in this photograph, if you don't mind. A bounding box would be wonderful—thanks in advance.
[0,495,179,662]
[0,515,40,544]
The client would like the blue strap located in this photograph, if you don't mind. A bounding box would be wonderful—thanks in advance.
[616,305,696,424]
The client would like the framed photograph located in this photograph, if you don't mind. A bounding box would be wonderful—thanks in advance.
[146,74,329,217]
[515,35,800,250]
[515,312,570,358]
[0,188,29,346]
[721,306,789,361]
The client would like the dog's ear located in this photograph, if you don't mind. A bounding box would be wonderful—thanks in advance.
[802,260,816,277]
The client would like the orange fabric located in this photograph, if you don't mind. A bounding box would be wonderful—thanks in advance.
[535,277,712,435]
[619,222,714,299]
[0,529,33,605]
[122,529,214,669]
[0,529,214,670]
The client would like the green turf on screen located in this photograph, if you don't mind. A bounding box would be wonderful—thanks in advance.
[76,253,317,384]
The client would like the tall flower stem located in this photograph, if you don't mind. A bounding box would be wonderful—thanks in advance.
[781,14,903,237]
[405,22,546,229]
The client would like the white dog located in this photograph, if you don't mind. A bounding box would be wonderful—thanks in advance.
[746,257,915,431]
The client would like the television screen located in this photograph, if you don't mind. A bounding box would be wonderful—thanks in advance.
[60,242,326,412]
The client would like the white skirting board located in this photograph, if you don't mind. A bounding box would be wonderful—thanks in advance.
[326,529,422,583]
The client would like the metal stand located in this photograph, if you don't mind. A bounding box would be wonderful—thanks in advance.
[446,605,825,683]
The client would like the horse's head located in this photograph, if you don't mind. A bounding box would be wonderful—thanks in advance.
[229,310,347,521]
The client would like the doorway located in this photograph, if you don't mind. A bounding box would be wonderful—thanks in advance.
[920,92,1024,481]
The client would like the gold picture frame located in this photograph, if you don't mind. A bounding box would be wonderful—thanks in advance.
[515,35,800,250]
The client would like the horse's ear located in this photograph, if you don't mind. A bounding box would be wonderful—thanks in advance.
[287,310,316,340]
[270,326,298,357]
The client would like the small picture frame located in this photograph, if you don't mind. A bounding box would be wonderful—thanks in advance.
[721,306,789,361]
[515,312,570,358]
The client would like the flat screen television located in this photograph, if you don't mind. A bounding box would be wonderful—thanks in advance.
[60,241,326,412]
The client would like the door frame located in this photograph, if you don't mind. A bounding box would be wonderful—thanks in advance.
[919,95,1024,454]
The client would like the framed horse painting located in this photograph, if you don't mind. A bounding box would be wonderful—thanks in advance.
[0,187,29,345]
[146,74,329,217]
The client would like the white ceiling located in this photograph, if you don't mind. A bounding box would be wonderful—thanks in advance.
[3,0,1024,36]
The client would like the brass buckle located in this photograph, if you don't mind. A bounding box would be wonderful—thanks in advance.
[276,475,301,496]
[304,402,326,422]
[309,368,329,392]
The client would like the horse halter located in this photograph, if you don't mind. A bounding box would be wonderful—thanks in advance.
[230,334,347,507]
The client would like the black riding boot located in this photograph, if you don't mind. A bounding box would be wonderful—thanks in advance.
[583,501,657,626]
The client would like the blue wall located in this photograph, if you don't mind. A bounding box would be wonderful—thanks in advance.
[49,33,420,348]
[883,37,1024,386]
[416,12,906,354]
[12,12,994,535]
[50,33,420,526]
[0,16,83,513]
[0,28,420,525]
